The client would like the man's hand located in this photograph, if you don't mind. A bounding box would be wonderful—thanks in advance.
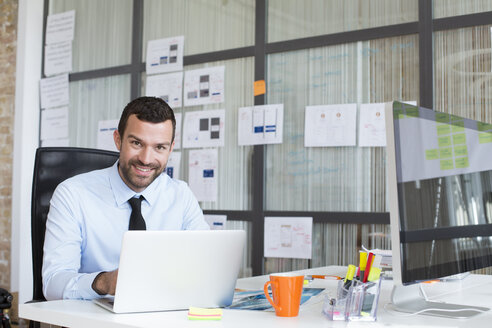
[92,269,119,295]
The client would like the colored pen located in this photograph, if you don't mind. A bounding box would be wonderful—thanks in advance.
[362,252,374,283]
[359,252,368,280]
[343,265,356,288]
[367,255,382,281]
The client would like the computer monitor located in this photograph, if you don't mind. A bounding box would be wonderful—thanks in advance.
[385,101,492,318]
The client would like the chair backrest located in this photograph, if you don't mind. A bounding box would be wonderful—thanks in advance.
[31,147,119,301]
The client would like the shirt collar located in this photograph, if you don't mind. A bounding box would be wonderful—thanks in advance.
[109,160,168,207]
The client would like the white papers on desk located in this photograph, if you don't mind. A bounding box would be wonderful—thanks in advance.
[358,103,386,147]
[204,214,227,230]
[264,217,313,259]
[183,109,225,148]
[304,104,357,147]
[96,119,118,152]
[45,10,75,44]
[184,66,225,107]
[165,151,181,179]
[40,74,69,109]
[145,72,183,108]
[146,36,184,75]
[40,107,68,141]
[188,148,218,202]
[44,41,72,76]
[238,104,283,145]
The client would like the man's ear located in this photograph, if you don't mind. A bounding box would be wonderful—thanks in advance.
[113,130,122,151]
[169,140,175,154]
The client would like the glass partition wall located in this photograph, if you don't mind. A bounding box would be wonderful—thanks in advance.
[44,0,492,276]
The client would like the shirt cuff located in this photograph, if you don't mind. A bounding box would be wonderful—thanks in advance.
[77,271,105,300]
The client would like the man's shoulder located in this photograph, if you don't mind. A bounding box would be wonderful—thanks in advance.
[59,166,112,190]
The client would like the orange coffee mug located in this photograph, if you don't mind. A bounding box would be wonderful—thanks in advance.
[263,272,304,317]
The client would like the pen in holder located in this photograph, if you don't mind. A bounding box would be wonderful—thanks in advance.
[323,277,382,322]
[345,277,382,321]
[322,279,353,320]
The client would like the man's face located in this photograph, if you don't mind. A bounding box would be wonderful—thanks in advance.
[113,114,174,192]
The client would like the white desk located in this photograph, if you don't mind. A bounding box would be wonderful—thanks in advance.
[19,266,492,327]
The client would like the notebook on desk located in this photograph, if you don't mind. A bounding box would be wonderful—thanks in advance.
[93,230,246,313]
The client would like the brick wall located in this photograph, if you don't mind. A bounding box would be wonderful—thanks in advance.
[0,0,17,291]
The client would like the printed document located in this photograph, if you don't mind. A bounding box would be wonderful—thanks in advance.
[146,36,184,75]
[40,107,69,141]
[166,151,181,179]
[145,72,183,108]
[44,41,72,76]
[183,109,225,148]
[204,214,227,230]
[40,74,69,109]
[188,148,218,202]
[358,103,386,147]
[238,104,283,145]
[45,10,75,44]
[96,119,118,152]
[264,216,313,259]
[304,104,357,147]
[184,66,225,106]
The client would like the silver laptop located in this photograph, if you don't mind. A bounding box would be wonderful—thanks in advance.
[93,230,246,313]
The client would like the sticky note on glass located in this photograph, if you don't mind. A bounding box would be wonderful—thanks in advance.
[188,307,222,320]
[254,80,266,96]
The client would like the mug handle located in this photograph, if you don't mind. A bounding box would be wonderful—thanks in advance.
[264,281,281,312]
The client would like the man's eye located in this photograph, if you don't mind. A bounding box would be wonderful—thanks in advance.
[157,145,166,151]
[131,140,141,146]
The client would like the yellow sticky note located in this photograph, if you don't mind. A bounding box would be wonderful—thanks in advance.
[188,307,222,321]
[436,124,450,136]
[452,133,466,145]
[367,267,382,282]
[439,147,453,159]
[425,149,439,160]
[479,132,492,144]
[455,157,469,169]
[454,145,468,157]
[438,136,451,148]
[254,80,266,96]
[440,159,454,170]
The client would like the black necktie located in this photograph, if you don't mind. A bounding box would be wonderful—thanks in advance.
[128,196,146,230]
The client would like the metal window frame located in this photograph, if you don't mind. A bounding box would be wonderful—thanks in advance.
[42,0,492,276]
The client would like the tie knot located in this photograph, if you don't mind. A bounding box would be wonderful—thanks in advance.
[128,195,143,210]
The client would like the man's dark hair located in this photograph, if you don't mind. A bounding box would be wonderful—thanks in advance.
[118,96,176,142]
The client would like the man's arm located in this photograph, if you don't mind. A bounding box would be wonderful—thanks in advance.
[92,270,118,295]
[42,183,104,300]
[181,182,210,230]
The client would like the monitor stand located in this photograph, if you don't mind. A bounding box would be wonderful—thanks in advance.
[388,283,489,319]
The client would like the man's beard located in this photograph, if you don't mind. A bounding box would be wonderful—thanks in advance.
[119,158,164,191]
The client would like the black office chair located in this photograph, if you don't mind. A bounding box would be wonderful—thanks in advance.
[29,147,119,328]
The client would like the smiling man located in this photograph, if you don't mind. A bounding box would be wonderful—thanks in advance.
[42,97,209,300]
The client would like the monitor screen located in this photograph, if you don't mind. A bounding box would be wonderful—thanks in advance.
[386,101,492,285]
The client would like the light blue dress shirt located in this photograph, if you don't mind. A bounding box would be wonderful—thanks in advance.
[42,161,209,300]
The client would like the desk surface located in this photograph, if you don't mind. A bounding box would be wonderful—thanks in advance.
[20,266,492,328]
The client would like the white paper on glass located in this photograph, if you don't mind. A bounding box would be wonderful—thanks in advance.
[204,214,227,230]
[188,148,218,202]
[97,119,119,152]
[183,109,225,148]
[45,10,75,44]
[44,41,72,76]
[184,66,225,107]
[358,103,386,147]
[40,107,69,141]
[165,151,181,179]
[40,74,69,109]
[145,72,183,108]
[146,36,184,74]
[264,216,313,259]
[238,104,283,146]
[304,104,357,147]
[41,138,69,147]
[174,112,182,149]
